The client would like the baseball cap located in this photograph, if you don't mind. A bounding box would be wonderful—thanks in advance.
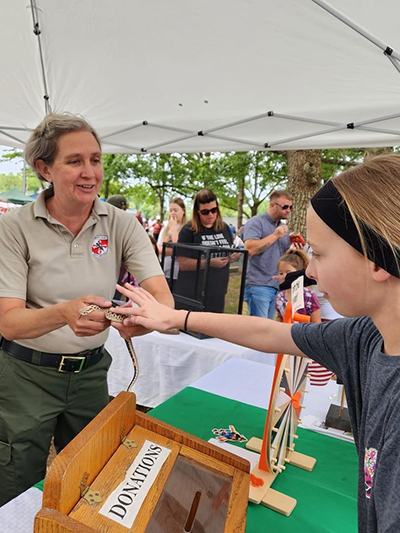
[107,195,127,209]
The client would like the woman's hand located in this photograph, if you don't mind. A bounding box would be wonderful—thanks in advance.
[210,256,229,268]
[110,283,185,333]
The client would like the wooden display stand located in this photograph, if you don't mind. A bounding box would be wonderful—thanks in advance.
[245,302,316,517]
[34,392,250,532]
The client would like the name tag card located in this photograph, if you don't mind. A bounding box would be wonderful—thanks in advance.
[99,440,171,528]
[291,275,304,318]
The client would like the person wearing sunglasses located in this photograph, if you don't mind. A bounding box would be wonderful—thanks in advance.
[243,190,292,319]
[175,189,235,313]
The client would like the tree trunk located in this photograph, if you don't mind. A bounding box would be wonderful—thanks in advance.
[103,177,110,200]
[237,174,245,228]
[286,150,322,239]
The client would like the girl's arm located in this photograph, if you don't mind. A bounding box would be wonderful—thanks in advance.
[113,283,306,357]
[310,309,321,324]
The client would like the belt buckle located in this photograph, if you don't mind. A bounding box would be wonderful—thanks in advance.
[58,355,86,373]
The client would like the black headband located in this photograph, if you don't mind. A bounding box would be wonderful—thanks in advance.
[311,180,400,278]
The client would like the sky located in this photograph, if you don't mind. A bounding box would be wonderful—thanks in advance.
[0,146,24,175]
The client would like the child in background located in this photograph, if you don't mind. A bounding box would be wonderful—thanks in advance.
[275,249,321,323]
[275,249,333,386]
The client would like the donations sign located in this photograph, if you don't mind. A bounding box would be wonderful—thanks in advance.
[100,440,171,527]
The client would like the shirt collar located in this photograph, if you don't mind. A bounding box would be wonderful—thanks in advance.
[33,188,108,220]
[264,212,280,226]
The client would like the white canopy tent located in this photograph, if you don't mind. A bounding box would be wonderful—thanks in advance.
[1,0,400,154]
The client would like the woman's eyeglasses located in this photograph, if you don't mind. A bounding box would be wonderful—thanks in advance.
[199,207,218,215]
[274,203,292,210]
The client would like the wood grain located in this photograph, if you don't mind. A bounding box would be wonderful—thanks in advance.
[43,392,136,514]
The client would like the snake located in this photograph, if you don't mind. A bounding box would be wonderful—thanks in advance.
[80,305,139,392]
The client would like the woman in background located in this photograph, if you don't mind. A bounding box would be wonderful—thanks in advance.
[157,197,186,281]
[175,189,236,313]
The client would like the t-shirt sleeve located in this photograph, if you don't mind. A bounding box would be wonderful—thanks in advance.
[291,317,369,377]
[177,224,199,259]
[243,217,264,241]
[0,216,28,299]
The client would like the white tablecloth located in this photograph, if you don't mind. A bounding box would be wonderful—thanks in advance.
[105,328,275,407]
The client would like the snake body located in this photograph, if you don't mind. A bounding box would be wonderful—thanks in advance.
[80,305,139,392]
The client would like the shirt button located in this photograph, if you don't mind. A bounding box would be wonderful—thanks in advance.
[74,244,79,248]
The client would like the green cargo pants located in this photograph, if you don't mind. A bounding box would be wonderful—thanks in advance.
[0,347,111,507]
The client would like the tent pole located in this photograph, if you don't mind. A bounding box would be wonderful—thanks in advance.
[268,125,346,149]
[30,0,51,114]
[271,113,340,127]
[386,54,400,75]
[101,122,144,140]
[357,125,400,137]
[311,0,400,62]
[354,112,400,127]
[101,140,142,152]
[205,132,264,149]
[0,129,25,145]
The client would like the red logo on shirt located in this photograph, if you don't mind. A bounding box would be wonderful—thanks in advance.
[91,236,108,257]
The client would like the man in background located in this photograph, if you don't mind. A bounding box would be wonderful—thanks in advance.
[243,190,292,319]
[107,194,128,210]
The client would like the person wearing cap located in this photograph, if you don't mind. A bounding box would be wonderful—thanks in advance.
[107,194,128,210]
[0,113,173,506]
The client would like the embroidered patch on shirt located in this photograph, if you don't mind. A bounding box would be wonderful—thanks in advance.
[91,235,108,257]
[364,447,378,499]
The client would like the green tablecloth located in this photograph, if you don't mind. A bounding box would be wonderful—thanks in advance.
[151,386,358,533]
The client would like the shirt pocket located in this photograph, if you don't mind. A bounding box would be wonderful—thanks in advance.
[0,440,12,466]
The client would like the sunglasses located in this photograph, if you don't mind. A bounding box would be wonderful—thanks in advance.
[199,207,218,215]
[274,203,293,210]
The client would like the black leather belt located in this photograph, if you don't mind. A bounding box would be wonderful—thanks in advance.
[0,337,104,373]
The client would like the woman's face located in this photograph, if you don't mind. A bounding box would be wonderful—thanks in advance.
[198,200,218,228]
[306,206,372,317]
[39,131,103,209]
[169,202,185,223]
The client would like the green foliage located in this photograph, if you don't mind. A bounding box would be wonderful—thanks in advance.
[320,148,364,182]
[4,145,399,218]
[0,172,42,196]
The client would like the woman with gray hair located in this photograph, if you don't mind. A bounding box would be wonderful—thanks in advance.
[0,113,173,505]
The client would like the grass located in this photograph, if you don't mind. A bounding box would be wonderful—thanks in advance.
[225,271,249,315]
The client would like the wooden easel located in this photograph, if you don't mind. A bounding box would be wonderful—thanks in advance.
[245,302,316,516]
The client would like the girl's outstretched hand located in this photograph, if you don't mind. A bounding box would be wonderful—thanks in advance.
[111,283,184,333]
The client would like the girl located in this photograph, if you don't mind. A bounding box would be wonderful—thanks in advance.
[113,153,400,532]
[275,249,321,323]
[157,197,186,280]
[275,250,334,387]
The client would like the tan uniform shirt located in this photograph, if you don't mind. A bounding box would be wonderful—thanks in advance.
[0,190,163,353]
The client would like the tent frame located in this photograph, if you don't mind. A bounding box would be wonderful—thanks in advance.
[2,0,400,154]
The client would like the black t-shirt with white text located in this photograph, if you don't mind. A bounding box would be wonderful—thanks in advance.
[175,222,233,312]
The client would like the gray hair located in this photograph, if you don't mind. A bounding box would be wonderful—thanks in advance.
[24,113,101,180]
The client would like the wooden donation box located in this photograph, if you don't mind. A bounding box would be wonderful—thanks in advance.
[34,392,250,532]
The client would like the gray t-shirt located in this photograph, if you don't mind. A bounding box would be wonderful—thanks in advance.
[292,317,400,533]
[243,212,290,289]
